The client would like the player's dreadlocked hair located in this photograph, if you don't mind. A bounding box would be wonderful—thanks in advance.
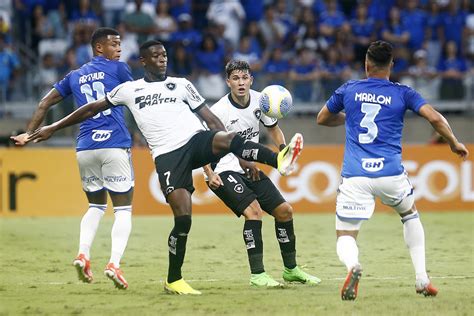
[90,27,120,48]
[225,60,251,78]
[139,40,164,57]
[366,40,393,67]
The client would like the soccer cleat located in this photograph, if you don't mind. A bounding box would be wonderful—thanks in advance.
[250,272,284,288]
[73,253,93,283]
[164,278,202,295]
[277,133,303,176]
[341,264,362,300]
[104,263,128,290]
[415,279,438,297]
[282,266,321,285]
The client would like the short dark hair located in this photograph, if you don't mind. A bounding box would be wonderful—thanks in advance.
[225,60,251,78]
[90,27,120,48]
[139,40,164,57]
[366,41,393,67]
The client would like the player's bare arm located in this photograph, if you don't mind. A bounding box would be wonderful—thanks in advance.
[316,105,346,126]
[10,88,63,145]
[196,105,226,131]
[266,125,286,150]
[203,164,223,189]
[418,104,469,160]
[29,98,111,143]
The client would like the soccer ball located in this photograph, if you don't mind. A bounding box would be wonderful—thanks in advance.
[259,85,293,119]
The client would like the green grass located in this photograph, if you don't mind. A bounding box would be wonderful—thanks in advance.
[0,212,473,315]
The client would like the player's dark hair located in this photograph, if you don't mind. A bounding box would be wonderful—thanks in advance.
[90,27,120,48]
[139,40,164,57]
[366,40,393,67]
[225,60,251,78]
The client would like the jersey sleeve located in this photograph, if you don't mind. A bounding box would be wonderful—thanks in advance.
[117,61,133,83]
[183,79,206,111]
[326,82,347,113]
[404,86,427,114]
[106,82,129,107]
[53,71,73,98]
[261,113,278,127]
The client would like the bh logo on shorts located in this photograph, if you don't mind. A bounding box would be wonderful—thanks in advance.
[362,158,385,172]
[92,130,112,142]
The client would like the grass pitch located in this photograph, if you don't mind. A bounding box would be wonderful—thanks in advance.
[0,212,473,315]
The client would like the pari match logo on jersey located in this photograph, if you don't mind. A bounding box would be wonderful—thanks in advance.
[259,85,293,119]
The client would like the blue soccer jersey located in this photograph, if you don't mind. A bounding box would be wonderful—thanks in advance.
[54,56,133,151]
[326,78,426,178]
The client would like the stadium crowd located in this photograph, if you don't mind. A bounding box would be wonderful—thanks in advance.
[0,0,472,107]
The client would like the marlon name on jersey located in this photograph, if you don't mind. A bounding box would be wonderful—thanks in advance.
[355,92,391,105]
[79,72,105,84]
[135,93,177,109]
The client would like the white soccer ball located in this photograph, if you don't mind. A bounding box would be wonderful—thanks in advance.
[259,85,293,119]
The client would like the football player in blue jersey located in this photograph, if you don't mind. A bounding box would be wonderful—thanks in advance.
[317,40,469,300]
[11,27,134,289]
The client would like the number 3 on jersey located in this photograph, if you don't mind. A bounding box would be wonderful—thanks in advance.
[80,82,111,118]
[359,102,381,144]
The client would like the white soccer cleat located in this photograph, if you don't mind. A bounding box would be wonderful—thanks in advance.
[277,133,303,176]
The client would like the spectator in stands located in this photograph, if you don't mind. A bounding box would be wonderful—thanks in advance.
[319,0,349,44]
[170,13,202,53]
[31,4,54,52]
[289,47,320,102]
[439,0,467,51]
[438,40,467,100]
[390,46,410,82]
[194,34,226,100]
[71,0,100,29]
[295,18,328,55]
[122,0,156,44]
[168,42,195,79]
[116,23,139,65]
[242,21,266,57]
[262,46,291,87]
[382,6,410,47]
[401,0,427,50]
[101,0,126,28]
[206,0,246,50]
[72,25,93,66]
[154,0,177,47]
[259,5,286,50]
[233,35,263,72]
[34,52,58,98]
[333,28,355,65]
[351,3,376,63]
[169,0,192,20]
[321,47,352,100]
[0,33,20,103]
[401,49,439,100]
[425,0,443,68]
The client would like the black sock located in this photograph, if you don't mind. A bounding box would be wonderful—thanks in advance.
[275,220,297,269]
[167,215,192,283]
[230,135,278,168]
[243,220,264,274]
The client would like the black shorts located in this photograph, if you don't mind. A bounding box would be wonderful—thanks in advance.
[210,170,286,217]
[154,130,219,198]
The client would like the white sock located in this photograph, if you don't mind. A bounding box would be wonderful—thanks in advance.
[110,207,132,267]
[402,212,429,282]
[337,235,359,271]
[78,204,106,259]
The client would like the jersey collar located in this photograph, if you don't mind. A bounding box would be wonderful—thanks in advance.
[228,93,250,109]
[144,74,167,82]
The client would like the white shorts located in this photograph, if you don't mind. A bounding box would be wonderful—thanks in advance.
[336,171,414,221]
[76,148,134,193]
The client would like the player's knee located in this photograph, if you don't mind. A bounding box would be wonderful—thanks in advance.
[174,215,192,234]
[273,203,293,222]
[243,203,263,220]
[213,131,237,152]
